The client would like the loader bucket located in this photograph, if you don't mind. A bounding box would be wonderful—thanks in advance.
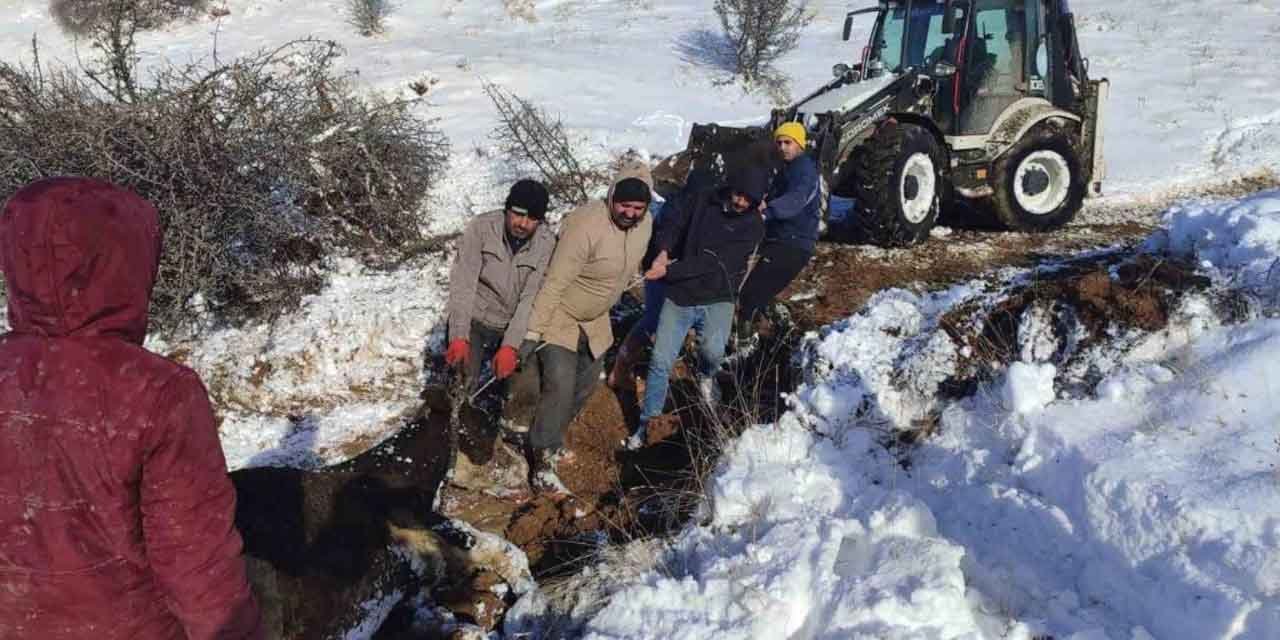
[652,123,777,198]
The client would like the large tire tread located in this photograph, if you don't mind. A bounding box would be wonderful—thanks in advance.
[844,122,944,247]
[989,126,1085,232]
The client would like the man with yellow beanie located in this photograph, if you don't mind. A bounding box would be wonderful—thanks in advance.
[738,121,822,328]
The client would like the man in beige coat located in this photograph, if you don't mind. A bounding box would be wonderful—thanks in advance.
[520,163,654,495]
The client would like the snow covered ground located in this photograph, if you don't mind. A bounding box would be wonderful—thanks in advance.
[3,0,1279,209]
[4,0,1278,469]
[564,191,1280,639]
[3,1,1280,637]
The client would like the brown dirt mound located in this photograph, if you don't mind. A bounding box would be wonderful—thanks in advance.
[789,221,1155,329]
[937,254,1210,398]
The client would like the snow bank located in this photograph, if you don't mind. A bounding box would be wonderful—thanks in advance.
[792,285,982,437]
[582,423,982,640]
[576,191,1280,639]
[149,256,454,470]
[1000,362,1057,414]
[1145,189,1280,290]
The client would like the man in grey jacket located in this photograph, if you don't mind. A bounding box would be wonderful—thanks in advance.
[445,179,556,397]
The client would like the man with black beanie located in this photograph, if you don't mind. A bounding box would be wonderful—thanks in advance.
[445,178,556,400]
[517,161,654,495]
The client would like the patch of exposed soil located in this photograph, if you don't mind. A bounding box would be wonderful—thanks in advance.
[787,219,1155,329]
[934,253,1211,400]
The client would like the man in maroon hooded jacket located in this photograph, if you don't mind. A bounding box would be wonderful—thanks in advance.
[0,178,262,639]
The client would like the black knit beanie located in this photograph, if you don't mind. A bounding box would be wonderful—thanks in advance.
[505,179,549,219]
[611,177,652,205]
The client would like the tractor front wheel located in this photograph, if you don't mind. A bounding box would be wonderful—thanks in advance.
[989,128,1085,231]
[847,122,944,246]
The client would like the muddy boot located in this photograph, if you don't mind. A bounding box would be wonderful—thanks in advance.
[530,448,571,497]
[624,421,648,451]
[607,330,649,391]
[726,317,758,363]
[697,376,721,406]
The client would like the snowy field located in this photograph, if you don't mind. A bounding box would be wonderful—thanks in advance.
[4,0,1278,468]
[3,1,1280,637]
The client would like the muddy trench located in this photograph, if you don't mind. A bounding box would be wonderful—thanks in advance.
[230,292,804,638]
[228,197,1207,637]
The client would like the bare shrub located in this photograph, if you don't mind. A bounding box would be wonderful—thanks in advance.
[0,39,449,332]
[502,0,537,22]
[482,80,604,207]
[508,538,669,637]
[713,0,813,83]
[49,0,209,35]
[50,0,210,100]
[345,0,394,36]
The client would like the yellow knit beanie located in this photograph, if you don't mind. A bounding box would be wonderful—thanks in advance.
[773,121,807,148]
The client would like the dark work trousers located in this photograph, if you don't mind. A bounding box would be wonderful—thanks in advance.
[529,329,604,451]
[737,241,814,323]
[460,321,505,396]
[453,321,506,464]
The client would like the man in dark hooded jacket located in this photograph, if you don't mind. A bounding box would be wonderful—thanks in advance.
[626,168,767,449]
[0,178,263,639]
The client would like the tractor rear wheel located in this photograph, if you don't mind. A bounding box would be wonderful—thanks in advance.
[847,122,944,246]
[989,127,1085,231]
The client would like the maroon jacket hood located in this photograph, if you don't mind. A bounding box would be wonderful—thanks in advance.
[1,177,161,344]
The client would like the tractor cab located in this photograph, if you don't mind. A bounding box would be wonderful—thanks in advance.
[852,0,1092,137]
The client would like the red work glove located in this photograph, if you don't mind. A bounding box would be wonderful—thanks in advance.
[493,346,519,380]
[444,339,470,367]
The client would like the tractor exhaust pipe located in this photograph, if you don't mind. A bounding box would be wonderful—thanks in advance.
[942,0,957,34]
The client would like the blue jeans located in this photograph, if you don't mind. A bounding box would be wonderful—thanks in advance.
[633,279,668,338]
[640,300,734,423]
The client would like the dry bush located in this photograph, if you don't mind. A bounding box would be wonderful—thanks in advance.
[49,0,209,35]
[507,538,668,638]
[713,0,813,83]
[0,39,449,331]
[482,80,603,208]
[50,0,211,101]
[502,0,537,22]
[346,0,394,36]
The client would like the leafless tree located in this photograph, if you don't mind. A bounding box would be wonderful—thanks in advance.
[345,0,394,36]
[482,80,603,207]
[713,0,813,83]
[49,0,210,101]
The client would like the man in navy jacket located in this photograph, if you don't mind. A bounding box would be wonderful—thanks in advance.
[738,121,821,327]
[626,168,768,449]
